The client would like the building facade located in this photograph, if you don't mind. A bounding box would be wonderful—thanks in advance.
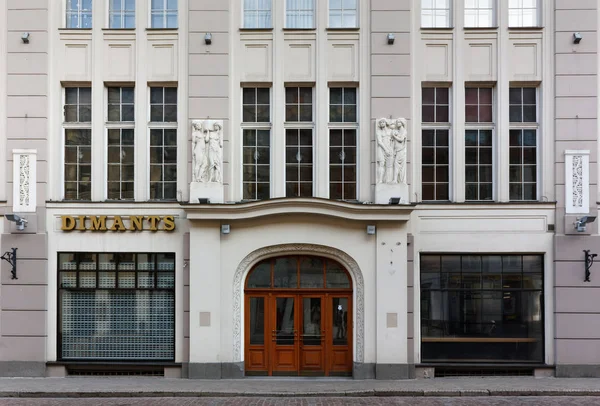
[0,0,598,379]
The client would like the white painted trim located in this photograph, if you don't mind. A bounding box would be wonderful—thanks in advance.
[565,150,591,214]
[12,150,37,213]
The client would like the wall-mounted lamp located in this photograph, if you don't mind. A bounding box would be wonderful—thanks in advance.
[366,225,376,235]
[204,33,212,45]
[0,248,18,280]
[573,32,583,44]
[21,32,30,44]
[575,215,596,233]
[221,224,230,234]
[198,198,210,204]
[387,33,395,45]
[389,197,401,205]
[6,214,27,231]
[584,250,597,282]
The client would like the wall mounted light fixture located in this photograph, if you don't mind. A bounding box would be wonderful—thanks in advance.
[387,33,395,44]
[584,250,597,282]
[575,215,596,232]
[1,248,18,280]
[204,33,212,45]
[389,197,401,205]
[221,224,230,234]
[366,225,376,235]
[21,32,30,44]
[573,32,583,44]
[5,214,27,231]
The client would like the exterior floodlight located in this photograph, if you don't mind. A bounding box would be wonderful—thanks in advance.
[573,32,582,44]
[204,33,212,45]
[5,214,27,231]
[389,197,401,205]
[221,224,230,234]
[366,225,376,235]
[575,216,596,232]
[21,32,30,44]
[387,33,395,44]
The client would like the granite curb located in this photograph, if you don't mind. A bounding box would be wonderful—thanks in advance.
[2,389,600,398]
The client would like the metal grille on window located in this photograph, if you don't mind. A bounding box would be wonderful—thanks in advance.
[59,252,175,360]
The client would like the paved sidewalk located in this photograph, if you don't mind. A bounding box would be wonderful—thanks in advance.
[1,377,600,398]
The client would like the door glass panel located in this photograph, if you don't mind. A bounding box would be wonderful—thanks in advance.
[249,297,265,345]
[332,298,348,345]
[326,260,350,288]
[302,297,322,345]
[274,257,298,288]
[247,262,271,288]
[276,297,295,345]
[300,257,324,288]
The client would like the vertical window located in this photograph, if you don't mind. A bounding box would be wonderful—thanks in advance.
[421,88,450,201]
[151,0,178,29]
[242,88,271,200]
[64,88,92,200]
[464,0,494,28]
[107,87,135,200]
[329,88,357,200]
[421,0,451,28]
[329,0,357,28]
[286,0,315,29]
[465,87,493,201]
[149,87,177,200]
[285,87,313,197]
[508,0,538,28]
[66,0,93,28]
[509,88,537,201]
[109,0,135,29]
[244,0,272,28]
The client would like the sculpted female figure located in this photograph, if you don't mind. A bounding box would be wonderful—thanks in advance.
[191,121,208,182]
[391,118,408,184]
[206,121,224,183]
[376,118,393,184]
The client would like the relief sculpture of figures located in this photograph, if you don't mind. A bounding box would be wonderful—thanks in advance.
[375,118,408,185]
[191,120,224,184]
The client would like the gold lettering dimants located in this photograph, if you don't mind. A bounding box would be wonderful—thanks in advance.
[61,215,176,232]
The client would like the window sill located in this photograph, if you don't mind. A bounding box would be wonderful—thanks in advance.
[283,28,316,31]
[420,27,454,30]
[102,28,136,31]
[464,26,499,30]
[239,27,273,32]
[146,28,178,32]
[508,26,544,30]
[326,27,360,31]
[58,28,92,31]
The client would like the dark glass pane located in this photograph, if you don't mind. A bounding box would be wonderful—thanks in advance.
[64,106,78,122]
[422,166,434,183]
[330,88,343,104]
[286,165,298,182]
[257,130,270,146]
[343,105,356,122]
[523,165,536,182]
[479,166,493,182]
[422,184,434,201]
[436,105,449,122]
[436,184,449,200]
[79,87,91,104]
[422,272,440,290]
[326,261,350,288]
[522,88,536,104]
[299,88,312,103]
[247,262,271,288]
[164,105,177,122]
[509,88,522,104]
[275,297,295,345]
[465,166,477,182]
[299,182,312,197]
[509,184,522,200]
[465,130,478,146]
[436,165,449,182]
[436,148,449,165]
[523,130,536,146]
[344,130,356,146]
[523,148,536,164]
[107,88,120,103]
[300,257,324,288]
[273,257,297,288]
[121,87,134,103]
[436,87,449,104]
[107,105,120,121]
[422,129,435,146]
[509,148,522,164]
[286,105,298,121]
[151,105,163,122]
[256,165,269,182]
[523,184,536,200]
[421,255,441,272]
[332,298,348,345]
[165,88,177,104]
[249,297,265,345]
[66,88,78,104]
[465,149,477,165]
[256,183,270,200]
[122,105,135,121]
[509,165,522,183]
[256,88,270,104]
[150,87,163,104]
[465,88,478,104]
[286,87,298,103]
[441,255,460,273]
[479,88,492,104]
[242,106,255,123]
[480,184,493,200]
[422,148,434,165]
[256,105,270,122]
[243,129,256,145]
[344,88,356,104]
[79,106,91,122]
[436,130,449,146]
[344,166,356,182]
[479,105,493,122]
[422,88,435,104]
[523,256,543,274]
[462,255,481,273]
[523,105,536,122]
[509,106,522,122]
[422,106,435,122]
[510,130,522,146]
[302,297,322,345]
[479,148,492,164]
[465,105,479,122]
[299,105,312,121]
[330,105,342,122]
[243,88,255,105]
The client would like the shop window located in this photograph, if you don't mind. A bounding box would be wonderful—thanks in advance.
[420,254,544,363]
[58,252,175,361]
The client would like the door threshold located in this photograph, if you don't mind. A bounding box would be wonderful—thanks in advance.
[244,376,353,381]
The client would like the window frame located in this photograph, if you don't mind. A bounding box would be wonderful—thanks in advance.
[464,86,495,202]
[328,87,359,201]
[464,0,495,28]
[65,0,93,29]
[108,0,136,29]
[149,0,178,29]
[243,0,273,29]
[241,86,272,201]
[284,0,316,29]
[328,0,358,29]
[148,86,178,201]
[421,0,452,29]
[508,86,539,202]
[284,86,315,197]
[508,0,540,28]
[421,86,452,202]
[63,86,93,201]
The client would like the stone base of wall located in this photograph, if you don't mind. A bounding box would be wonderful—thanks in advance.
[375,363,415,380]
[185,362,244,379]
[353,362,375,379]
[0,362,46,377]
[556,365,600,378]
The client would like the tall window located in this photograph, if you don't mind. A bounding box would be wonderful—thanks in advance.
[149,87,177,200]
[285,87,313,197]
[286,0,315,29]
[242,88,271,200]
[109,0,135,28]
[329,0,357,28]
[421,0,451,28]
[329,88,357,200]
[66,0,92,28]
[422,87,450,201]
[508,0,538,28]
[420,254,544,362]
[151,0,178,28]
[465,87,493,201]
[107,87,135,200]
[64,87,92,200]
[244,0,272,28]
[58,252,175,361]
[509,88,537,201]
[464,0,494,28]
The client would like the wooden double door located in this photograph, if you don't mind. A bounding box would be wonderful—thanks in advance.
[245,293,352,376]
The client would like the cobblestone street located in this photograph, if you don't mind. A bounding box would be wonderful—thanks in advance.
[1,398,600,406]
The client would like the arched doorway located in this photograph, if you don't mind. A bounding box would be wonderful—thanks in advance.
[244,255,353,376]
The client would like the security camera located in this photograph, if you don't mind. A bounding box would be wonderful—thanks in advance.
[21,32,30,44]
[573,32,583,44]
[575,215,596,232]
[5,214,28,231]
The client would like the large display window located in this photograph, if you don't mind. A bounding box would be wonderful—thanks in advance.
[58,252,175,361]
[420,254,543,363]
